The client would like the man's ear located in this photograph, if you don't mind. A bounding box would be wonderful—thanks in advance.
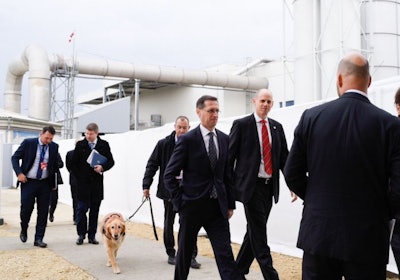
[337,74,343,88]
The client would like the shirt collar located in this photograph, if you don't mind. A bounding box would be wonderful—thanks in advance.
[38,138,45,146]
[253,112,268,123]
[199,124,216,137]
[344,89,368,98]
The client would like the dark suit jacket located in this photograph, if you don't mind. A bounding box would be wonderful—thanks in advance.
[71,136,115,201]
[11,137,59,188]
[164,126,235,219]
[283,92,400,264]
[66,150,77,187]
[142,131,176,200]
[228,114,288,204]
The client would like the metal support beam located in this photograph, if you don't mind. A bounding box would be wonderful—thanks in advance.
[134,79,140,130]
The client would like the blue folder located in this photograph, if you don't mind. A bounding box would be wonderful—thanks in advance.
[87,149,107,167]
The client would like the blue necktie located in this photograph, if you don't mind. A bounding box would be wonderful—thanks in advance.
[208,132,218,198]
[36,145,46,179]
[89,142,95,150]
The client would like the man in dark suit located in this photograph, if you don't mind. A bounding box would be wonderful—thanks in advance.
[48,153,64,222]
[392,88,400,274]
[228,88,295,279]
[283,52,400,279]
[142,115,201,268]
[164,95,244,280]
[11,126,60,248]
[71,123,115,245]
[66,146,78,224]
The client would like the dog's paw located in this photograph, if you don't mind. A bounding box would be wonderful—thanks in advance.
[113,267,121,274]
[106,261,111,267]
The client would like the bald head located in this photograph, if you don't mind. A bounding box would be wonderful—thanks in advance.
[253,88,274,119]
[336,53,371,96]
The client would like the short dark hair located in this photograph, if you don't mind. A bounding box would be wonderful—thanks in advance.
[395,88,400,105]
[86,123,99,133]
[42,126,56,135]
[175,115,189,124]
[196,95,218,109]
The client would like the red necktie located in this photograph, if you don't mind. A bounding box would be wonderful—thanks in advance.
[260,120,272,175]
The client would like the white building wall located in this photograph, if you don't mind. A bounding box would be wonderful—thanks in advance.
[74,97,130,135]
[130,86,255,127]
[130,86,208,127]
[262,61,295,106]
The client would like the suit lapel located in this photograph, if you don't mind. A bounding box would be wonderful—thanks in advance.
[215,129,223,162]
[195,126,207,156]
[249,114,262,155]
[268,118,278,165]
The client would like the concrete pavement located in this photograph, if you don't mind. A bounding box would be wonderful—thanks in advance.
[0,187,263,279]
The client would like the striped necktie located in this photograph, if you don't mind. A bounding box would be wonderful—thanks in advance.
[208,132,217,170]
[260,120,272,175]
[208,132,218,198]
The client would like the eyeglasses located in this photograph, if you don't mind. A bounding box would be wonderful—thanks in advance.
[203,109,220,114]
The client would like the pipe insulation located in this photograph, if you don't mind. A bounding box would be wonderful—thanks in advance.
[4,44,269,121]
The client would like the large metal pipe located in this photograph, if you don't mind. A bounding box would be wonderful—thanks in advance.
[5,45,51,121]
[4,45,269,121]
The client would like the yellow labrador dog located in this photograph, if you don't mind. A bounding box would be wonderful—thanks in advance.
[101,212,126,274]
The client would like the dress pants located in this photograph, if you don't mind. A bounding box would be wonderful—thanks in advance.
[76,198,101,239]
[302,251,386,280]
[236,178,279,280]
[20,179,51,241]
[163,199,198,258]
[391,219,400,274]
[70,183,78,222]
[175,197,244,280]
[49,189,58,216]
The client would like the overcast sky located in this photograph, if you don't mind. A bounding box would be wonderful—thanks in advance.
[0,0,293,111]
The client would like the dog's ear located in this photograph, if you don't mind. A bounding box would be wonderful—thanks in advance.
[107,224,112,235]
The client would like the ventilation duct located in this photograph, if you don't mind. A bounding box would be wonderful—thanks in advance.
[4,44,269,121]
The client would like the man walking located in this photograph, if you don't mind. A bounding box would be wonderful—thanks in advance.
[142,115,201,268]
[11,126,60,248]
[228,88,295,279]
[72,123,115,245]
[66,145,78,224]
[284,53,400,279]
[165,95,244,280]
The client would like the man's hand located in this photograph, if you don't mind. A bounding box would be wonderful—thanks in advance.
[290,191,298,203]
[228,209,234,219]
[143,189,150,198]
[93,165,103,174]
[17,173,27,183]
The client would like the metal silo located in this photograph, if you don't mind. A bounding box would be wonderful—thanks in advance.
[361,0,400,81]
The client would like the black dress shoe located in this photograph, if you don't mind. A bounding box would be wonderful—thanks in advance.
[167,255,175,265]
[49,213,54,222]
[76,236,84,245]
[88,238,99,244]
[190,258,201,269]
[34,240,47,248]
[20,231,27,243]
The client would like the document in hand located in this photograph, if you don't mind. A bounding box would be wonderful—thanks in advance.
[87,149,107,167]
